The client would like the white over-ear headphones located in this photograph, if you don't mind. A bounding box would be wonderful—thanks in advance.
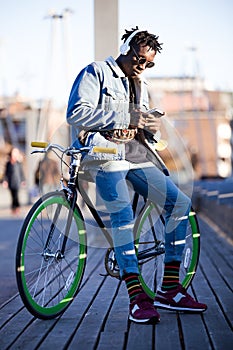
[120,29,141,55]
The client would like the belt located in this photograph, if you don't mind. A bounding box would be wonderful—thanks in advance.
[99,128,137,143]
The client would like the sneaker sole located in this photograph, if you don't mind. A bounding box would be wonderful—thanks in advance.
[129,315,160,324]
[154,301,207,313]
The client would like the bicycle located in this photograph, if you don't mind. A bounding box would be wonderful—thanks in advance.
[16,141,200,319]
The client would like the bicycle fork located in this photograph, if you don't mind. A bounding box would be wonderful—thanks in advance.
[42,158,79,261]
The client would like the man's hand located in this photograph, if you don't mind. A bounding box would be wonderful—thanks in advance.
[144,112,161,133]
[129,109,146,129]
[130,109,161,133]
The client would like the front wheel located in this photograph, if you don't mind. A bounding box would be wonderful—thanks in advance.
[16,191,87,319]
[134,202,200,299]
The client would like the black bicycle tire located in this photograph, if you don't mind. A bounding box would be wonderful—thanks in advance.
[16,191,87,319]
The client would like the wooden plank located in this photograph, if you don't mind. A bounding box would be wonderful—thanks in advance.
[192,232,233,350]
[10,318,58,350]
[67,276,120,350]
[126,322,154,350]
[33,273,107,350]
[97,283,129,349]
[193,271,233,350]
[199,255,233,325]
[0,307,35,349]
[179,272,211,350]
[199,216,233,266]
[155,311,182,350]
[198,257,233,328]
[0,295,24,327]
[198,220,233,325]
[179,312,211,350]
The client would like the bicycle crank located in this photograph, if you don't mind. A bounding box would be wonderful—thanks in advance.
[104,248,120,278]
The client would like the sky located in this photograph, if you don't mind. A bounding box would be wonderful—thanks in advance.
[0,0,233,106]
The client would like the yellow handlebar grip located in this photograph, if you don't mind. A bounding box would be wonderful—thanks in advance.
[31,141,49,148]
[93,146,117,154]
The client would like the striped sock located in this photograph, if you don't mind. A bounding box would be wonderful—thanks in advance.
[161,261,181,291]
[123,273,143,302]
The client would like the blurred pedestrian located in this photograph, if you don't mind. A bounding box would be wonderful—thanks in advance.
[35,152,60,194]
[3,147,25,214]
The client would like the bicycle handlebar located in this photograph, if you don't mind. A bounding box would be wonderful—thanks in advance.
[31,141,49,148]
[92,146,117,154]
[31,142,69,154]
[31,141,117,155]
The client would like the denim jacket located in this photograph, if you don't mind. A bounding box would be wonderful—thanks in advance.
[66,56,149,160]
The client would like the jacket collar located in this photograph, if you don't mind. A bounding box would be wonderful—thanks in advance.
[105,56,125,77]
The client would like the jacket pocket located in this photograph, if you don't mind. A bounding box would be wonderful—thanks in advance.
[104,86,127,112]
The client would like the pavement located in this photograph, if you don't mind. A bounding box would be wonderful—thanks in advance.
[0,185,31,219]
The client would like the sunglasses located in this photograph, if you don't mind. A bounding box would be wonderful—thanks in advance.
[131,46,155,68]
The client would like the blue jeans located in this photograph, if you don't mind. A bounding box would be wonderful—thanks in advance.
[91,162,191,277]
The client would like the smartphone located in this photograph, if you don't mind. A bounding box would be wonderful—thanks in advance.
[146,108,165,117]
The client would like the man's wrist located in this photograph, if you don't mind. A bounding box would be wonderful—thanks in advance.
[129,124,138,129]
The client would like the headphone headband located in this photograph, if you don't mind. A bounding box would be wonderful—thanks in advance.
[120,29,141,55]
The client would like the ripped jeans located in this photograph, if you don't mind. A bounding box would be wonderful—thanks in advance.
[89,161,191,278]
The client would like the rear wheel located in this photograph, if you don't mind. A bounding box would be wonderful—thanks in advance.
[134,202,200,299]
[16,191,87,319]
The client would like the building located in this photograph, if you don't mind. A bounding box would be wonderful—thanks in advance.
[148,76,233,179]
[0,93,68,196]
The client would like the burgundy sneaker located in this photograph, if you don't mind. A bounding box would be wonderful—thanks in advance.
[129,293,160,324]
[154,284,207,312]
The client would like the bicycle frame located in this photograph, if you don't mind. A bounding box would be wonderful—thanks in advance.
[76,175,114,248]
[75,172,166,263]
[31,143,166,268]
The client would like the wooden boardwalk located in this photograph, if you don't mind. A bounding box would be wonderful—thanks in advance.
[0,214,232,350]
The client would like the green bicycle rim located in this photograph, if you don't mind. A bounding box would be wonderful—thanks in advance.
[136,203,200,298]
[182,209,200,289]
[19,194,86,318]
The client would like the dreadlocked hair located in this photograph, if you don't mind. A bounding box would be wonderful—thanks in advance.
[121,26,163,53]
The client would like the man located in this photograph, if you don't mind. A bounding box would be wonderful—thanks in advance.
[66,27,207,324]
